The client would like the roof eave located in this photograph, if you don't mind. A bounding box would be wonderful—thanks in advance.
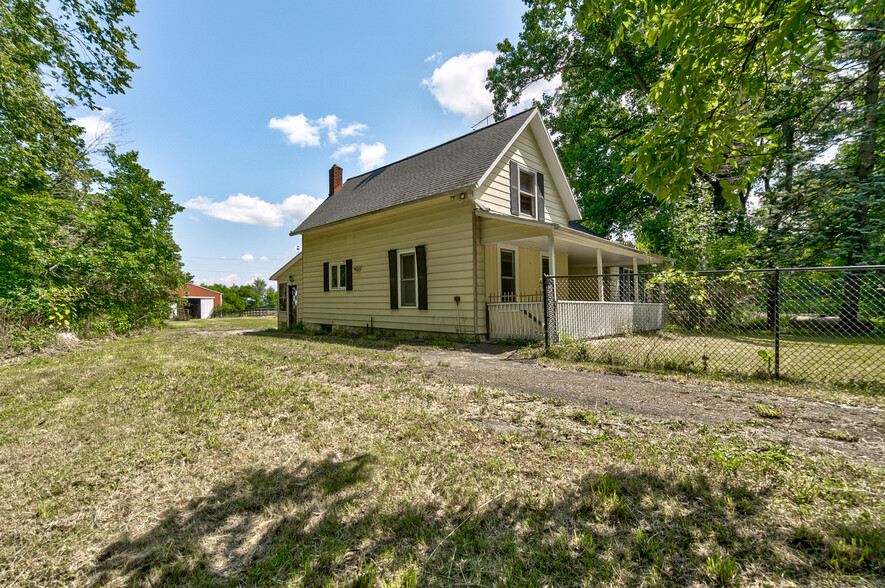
[269,252,302,281]
[290,188,472,236]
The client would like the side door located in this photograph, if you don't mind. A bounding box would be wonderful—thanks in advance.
[288,284,298,326]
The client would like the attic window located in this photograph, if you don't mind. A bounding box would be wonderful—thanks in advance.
[519,169,536,216]
[509,160,545,220]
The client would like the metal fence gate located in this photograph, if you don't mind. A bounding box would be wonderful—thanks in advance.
[542,266,885,389]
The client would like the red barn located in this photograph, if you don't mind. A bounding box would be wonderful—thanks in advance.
[174,284,223,319]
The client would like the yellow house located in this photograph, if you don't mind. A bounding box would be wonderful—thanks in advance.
[272,108,671,340]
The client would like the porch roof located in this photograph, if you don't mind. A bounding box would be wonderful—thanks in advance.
[476,211,673,268]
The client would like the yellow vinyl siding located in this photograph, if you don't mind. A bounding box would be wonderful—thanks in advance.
[300,196,478,335]
[569,266,597,275]
[476,126,570,225]
[484,244,567,299]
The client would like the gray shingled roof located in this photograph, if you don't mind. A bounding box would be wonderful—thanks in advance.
[292,109,535,234]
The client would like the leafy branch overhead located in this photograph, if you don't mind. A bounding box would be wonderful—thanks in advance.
[489,1,883,200]
[488,0,884,269]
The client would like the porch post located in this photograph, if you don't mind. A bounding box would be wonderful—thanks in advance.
[547,234,556,276]
[596,249,604,301]
[632,257,639,302]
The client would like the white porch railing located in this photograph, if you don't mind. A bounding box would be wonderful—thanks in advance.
[555,301,666,340]
[487,301,544,339]
[486,300,667,340]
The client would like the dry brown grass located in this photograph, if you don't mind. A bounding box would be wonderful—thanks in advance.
[0,317,883,586]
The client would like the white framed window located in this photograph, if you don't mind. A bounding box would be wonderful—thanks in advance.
[329,261,347,290]
[398,249,418,308]
[499,247,516,300]
[519,167,537,217]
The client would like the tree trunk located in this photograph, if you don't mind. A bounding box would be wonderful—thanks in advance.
[840,47,881,327]
[766,120,793,328]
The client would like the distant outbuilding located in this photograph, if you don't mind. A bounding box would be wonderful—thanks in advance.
[173,284,223,319]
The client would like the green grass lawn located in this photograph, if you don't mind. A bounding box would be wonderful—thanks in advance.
[1,318,883,586]
[549,329,885,397]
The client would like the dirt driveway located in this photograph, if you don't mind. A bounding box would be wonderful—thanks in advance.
[410,344,885,467]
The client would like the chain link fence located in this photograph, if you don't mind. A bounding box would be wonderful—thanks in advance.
[542,266,885,390]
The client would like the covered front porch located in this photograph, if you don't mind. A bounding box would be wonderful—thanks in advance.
[478,212,672,340]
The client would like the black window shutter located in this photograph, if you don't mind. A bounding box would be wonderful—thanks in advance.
[536,173,545,221]
[323,262,330,292]
[509,160,519,216]
[345,259,353,291]
[388,249,398,309]
[416,245,428,310]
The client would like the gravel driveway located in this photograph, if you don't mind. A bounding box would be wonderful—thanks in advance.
[411,343,885,467]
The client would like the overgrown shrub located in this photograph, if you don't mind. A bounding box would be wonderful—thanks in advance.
[646,269,757,330]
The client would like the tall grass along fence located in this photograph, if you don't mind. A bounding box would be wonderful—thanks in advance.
[542,266,885,390]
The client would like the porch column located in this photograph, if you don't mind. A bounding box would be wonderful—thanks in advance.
[633,257,639,302]
[547,234,556,276]
[596,249,604,301]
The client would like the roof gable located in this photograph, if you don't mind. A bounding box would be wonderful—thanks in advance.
[292,109,541,234]
[270,252,302,281]
[476,110,580,221]
[178,284,223,298]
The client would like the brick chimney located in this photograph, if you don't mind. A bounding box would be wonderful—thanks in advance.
[329,164,343,197]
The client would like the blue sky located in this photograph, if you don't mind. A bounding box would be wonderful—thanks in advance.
[72,0,559,286]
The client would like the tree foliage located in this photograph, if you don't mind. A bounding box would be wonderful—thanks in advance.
[488,0,884,272]
[1,0,185,339]
[201,279,277,314]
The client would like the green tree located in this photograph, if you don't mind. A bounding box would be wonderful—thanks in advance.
[489,1,883,279]
[487,0,755,260]
[1,0,138,190]
[1,1,185,337]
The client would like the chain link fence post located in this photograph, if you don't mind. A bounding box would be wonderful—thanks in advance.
[542,273,549,354]
[774,268,780,379]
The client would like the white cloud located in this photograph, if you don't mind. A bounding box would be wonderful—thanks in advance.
[422,52,561,120]
[186,193,323,228]
[424,51,442,63]
[331,142,387,172]
[318,115,340,142]
[269,113,367,146]
[358,143,387,171]
[73,108,114,148]
[241,254,255,261]
[259,255,269,261]
[422,51,498,119]
[268,114,321,146]
[188,215,200,222]
[331,144,358,159]
[339,122,367,138]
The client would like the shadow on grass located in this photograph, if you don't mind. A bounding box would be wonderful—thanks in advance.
[85,454,882,586]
